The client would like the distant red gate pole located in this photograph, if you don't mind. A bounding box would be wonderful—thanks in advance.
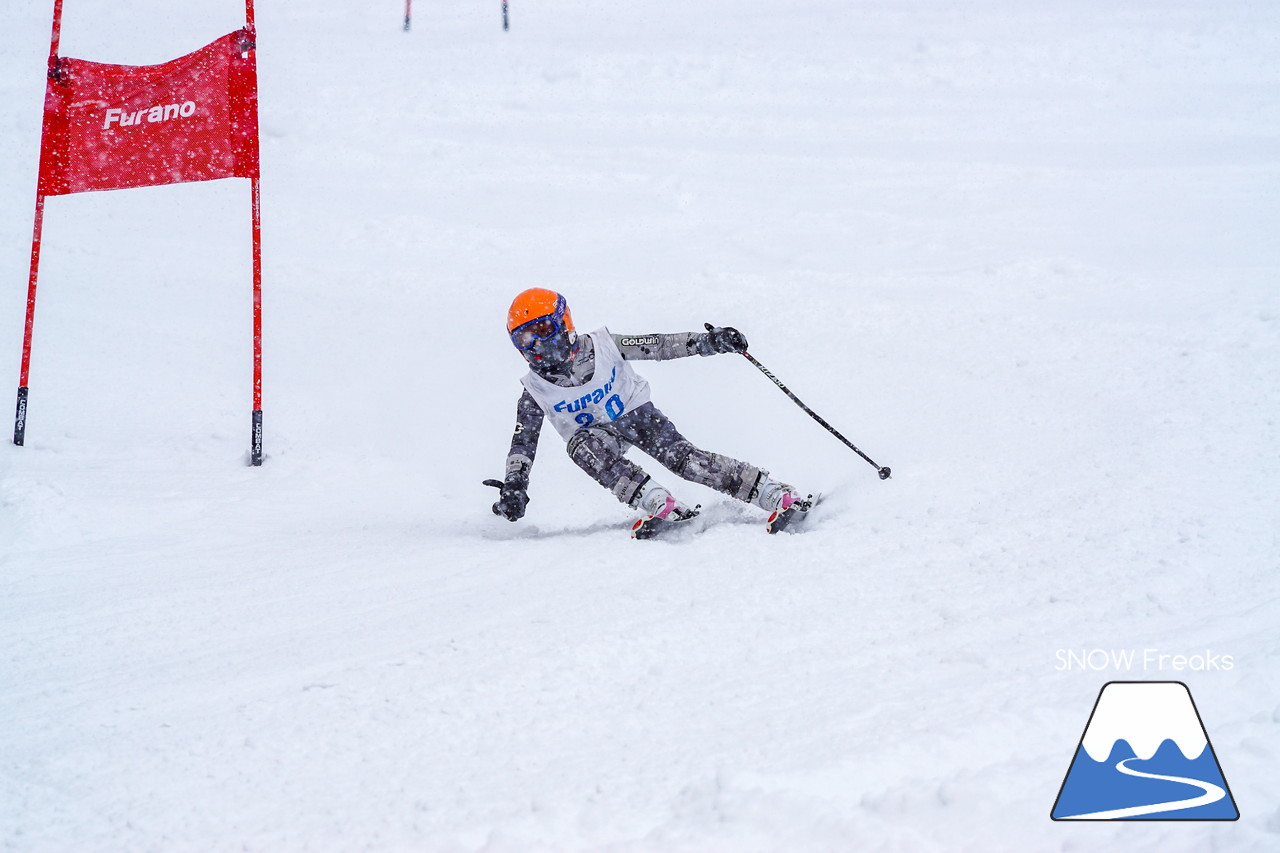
[12,0,64,447]
[404,0,412,31]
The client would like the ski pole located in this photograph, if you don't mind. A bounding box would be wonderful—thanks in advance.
[707,323,891,480]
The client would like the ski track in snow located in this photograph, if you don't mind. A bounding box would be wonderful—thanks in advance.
[2,0,1279,851]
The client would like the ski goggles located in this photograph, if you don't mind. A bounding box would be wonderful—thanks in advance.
[509,301,568,350]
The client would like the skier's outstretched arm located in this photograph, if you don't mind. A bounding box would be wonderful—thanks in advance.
[491,390,543,521]
[612,327,747,361]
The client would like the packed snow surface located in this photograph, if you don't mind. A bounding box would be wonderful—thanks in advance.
[2,0,1278,850]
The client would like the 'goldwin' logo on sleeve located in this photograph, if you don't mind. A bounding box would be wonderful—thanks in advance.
[103,101,197,129]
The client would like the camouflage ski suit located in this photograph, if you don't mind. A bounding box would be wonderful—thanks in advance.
[503,330,763,508]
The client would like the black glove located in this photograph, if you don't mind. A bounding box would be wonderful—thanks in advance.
[705,324,748,354]
[483,477,529,522]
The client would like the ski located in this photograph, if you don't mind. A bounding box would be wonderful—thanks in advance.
[766,493,819,534]
[630,505,701,540]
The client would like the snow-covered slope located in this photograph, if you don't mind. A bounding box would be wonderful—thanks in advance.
[3,0,1278,850]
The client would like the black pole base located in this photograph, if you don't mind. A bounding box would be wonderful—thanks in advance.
[250,409,263,466]
[13,386,28,446]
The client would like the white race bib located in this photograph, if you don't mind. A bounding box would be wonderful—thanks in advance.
[521,328,652,440]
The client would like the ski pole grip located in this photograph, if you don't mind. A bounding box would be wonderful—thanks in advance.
[483,478,505,489]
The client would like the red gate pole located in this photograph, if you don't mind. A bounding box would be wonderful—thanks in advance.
[246,0,264,465]
[14,0,65,446]
[14,197,46,447]
[404,0,412,31]
[250,174,262,465]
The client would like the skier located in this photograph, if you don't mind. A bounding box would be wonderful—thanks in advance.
[487,288,812,537]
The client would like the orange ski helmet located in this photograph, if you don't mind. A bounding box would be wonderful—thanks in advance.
[507,288,577,371]
[507,288,573,339]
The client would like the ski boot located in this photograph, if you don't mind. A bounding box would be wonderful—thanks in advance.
[766,492,818,534]
[630,482,699,540]
[747,473,815,534]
